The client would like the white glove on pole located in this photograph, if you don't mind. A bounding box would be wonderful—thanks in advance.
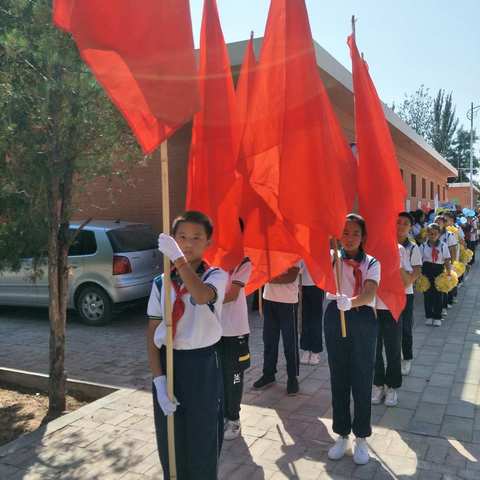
[336,294,352,312]
[153,375,179,416]
[157,233,184,262]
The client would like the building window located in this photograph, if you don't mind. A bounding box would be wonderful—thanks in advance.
[411,174,417,197]
[437,184,440,200]
[400,169,404,179]
[430,181,434,200]
[421,178,426,199]
[443,186,446,201]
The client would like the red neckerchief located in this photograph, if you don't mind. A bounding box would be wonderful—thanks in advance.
[341,250,365,297]
[428,241,439,263]
[170,261,209,338]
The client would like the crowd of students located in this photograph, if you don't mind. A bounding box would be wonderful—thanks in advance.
[146,208,478,479]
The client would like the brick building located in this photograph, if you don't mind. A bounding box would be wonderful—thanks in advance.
[74,38,457,232]
[447,182,480,209]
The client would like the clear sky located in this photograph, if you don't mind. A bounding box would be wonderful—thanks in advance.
[190,0,480,131]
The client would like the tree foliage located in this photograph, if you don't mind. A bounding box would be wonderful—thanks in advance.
[0,0,142,413]
[447,127,479,182]
[430,90,459,157]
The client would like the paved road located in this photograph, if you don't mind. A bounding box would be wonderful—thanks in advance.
[0,264,479,479]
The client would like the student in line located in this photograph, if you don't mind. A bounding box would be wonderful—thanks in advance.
[299,261,324,366]
[147,211,228,480]
[219,253,252,441]
[420,223,452,327]
[253,263,301,396]
[325,214,380,466]
[396,212,423,376]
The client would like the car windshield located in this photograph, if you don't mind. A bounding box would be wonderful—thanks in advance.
[106,225,157,253]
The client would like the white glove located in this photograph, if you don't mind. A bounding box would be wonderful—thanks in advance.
[336,294,352,312]
[153,376,179,416]
[157,234,184,262]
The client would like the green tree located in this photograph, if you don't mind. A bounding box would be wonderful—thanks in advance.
[0,0,141,415]
[430,89,459,157]
[395,84,433,141]
[447,127,479,182]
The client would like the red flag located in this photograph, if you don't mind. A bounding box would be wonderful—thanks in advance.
[240,0,355,292]
[53,0,199,154]
[186,0,243,271]
[348,34,407,319]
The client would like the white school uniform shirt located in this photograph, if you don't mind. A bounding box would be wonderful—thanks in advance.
[401,240,423,295]
[263,261,301,304]
[300,261,315,287]
[326,252,381,309]
[147,264,228,350]
[221,258,252,337]
[376,245,409,310]
[420,241,451,264]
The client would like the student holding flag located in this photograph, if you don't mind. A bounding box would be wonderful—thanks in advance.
[325,214,381,465]
[147,211,228,480]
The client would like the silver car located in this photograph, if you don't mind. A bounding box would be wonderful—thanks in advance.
[0,220,162,325]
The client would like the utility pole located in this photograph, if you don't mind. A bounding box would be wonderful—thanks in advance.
[467,102,480,209]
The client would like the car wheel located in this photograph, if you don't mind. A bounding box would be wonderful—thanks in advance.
[76,286,113,326]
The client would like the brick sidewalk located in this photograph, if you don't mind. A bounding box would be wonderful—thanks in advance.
[1,265,479,479]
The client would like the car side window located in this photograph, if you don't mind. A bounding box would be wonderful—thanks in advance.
[68,230,97,256]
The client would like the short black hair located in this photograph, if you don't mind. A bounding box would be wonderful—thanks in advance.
[398,211,414,225]
[443,211,455,220]
[172,211,213,239]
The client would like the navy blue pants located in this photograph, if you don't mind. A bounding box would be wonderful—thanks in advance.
[324,303,378,438]
[263,300,299,379]
[153,345,223,480]
[300,286,324,353]
[423,262,444,320]
[401,294,415,360]
[374,309,402,389]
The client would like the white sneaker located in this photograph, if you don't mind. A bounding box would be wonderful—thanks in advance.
[300,350,311,365]
[425,318,433,326]
[447,304,453,309]
[328,436,350,460]
[442,309,448,317]
[452,297,459,304]
[401,360,412,376]
[353,438,370,465]
[224,420,241,440]
[371,385,385,404]
[309,353,321,365]
[384,388,398,407]
[433,319,442,327]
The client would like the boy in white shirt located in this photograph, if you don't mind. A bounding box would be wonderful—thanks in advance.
[253,262,301,396]
[146,211,228,479]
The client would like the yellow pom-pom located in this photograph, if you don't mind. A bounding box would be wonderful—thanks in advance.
[415,275,431,293]
[434,271,458,293]
[446,226,458,235]
[415,228,427,243]
[460,248,474,264]
[452,261,466,277]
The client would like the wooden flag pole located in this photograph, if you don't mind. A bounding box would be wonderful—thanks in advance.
[333,239,347,338]
[160,140,177,479]
[258,287,264,318]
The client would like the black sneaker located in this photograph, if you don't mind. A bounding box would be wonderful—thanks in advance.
[287,377,299,396]
[253,375,275,390]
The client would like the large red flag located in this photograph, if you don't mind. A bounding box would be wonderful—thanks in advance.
[186,0,243,271]
[53,0,199,154]
[348,34,407,319]
[240,0,356,292]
